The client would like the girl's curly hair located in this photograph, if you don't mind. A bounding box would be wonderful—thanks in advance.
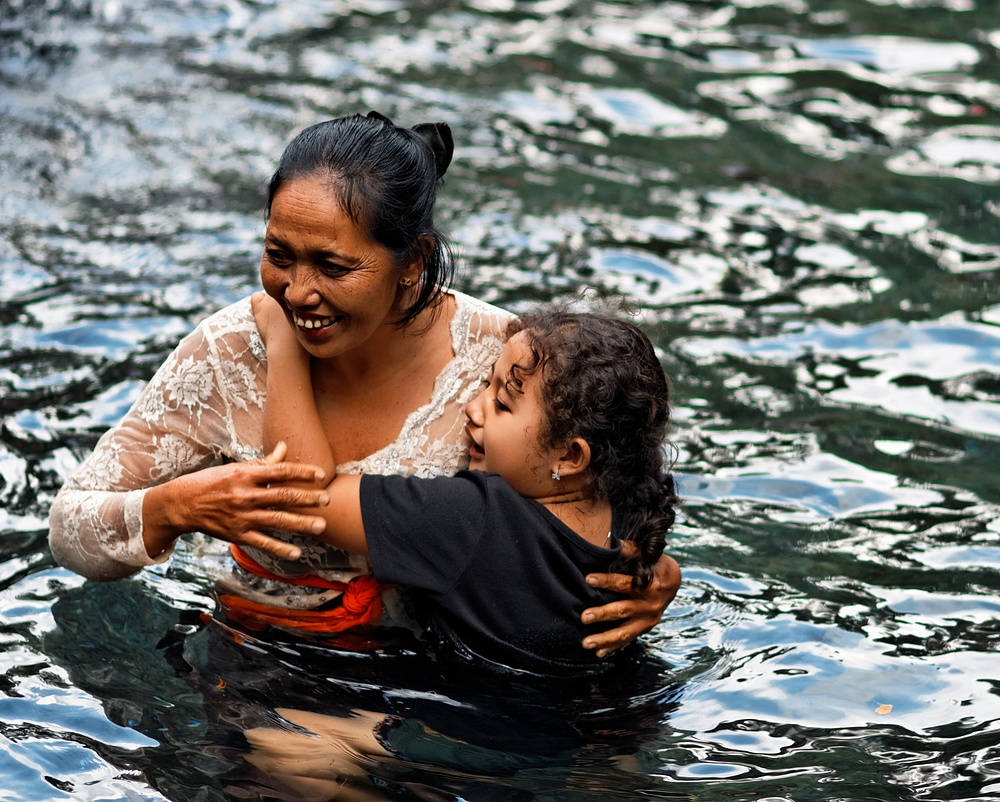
[505,310,677,591]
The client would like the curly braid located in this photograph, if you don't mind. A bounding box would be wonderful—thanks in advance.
[505,311,678,591]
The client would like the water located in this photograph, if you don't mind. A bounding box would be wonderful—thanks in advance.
[2,0,999,798]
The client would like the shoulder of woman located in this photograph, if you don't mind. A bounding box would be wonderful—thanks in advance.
[204,294,257,333]
[451,290,515,334]
[196,295,259,343]
[163,295,263,371]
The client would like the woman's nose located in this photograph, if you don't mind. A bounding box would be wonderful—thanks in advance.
[283,267,321,308]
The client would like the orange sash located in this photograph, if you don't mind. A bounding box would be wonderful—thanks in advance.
[220,544,393,633]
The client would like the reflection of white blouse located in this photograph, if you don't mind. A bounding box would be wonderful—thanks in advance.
[48,292,512,613]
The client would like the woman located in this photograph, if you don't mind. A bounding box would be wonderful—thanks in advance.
[48,111,679,656]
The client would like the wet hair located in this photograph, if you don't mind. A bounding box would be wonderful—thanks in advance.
[265,112,455,327]
[505,310,678,591]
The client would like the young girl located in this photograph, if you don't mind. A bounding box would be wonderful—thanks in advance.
[251,297,678,677]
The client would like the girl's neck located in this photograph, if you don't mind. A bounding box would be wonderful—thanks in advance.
[540,494,614,548]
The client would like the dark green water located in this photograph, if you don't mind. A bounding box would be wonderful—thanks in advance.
[2,0,999,799]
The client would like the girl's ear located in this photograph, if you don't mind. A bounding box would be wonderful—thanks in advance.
[553,437,591,479]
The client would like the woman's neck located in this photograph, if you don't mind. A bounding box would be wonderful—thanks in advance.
[307,294,457,464]
[314,295,452,390]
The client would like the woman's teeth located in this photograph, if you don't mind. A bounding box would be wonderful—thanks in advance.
[293,313,339,329]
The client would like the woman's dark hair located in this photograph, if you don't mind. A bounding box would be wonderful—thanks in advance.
[505,310,678,591]
[265,112,455,327]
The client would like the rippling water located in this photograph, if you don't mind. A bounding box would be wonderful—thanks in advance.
[2,0,1000,799]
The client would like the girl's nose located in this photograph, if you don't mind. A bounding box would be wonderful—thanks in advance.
[465,389,485,425]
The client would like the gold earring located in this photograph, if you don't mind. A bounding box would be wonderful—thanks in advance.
[399,276,414,287]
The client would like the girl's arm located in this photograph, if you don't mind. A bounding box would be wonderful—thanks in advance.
[255,293,370,557]
[257,293,336,478]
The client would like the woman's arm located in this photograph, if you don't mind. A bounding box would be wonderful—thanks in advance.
[48,301,332,580]
[580,549,681,658]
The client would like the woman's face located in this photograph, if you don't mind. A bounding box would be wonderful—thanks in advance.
[260,174,421,360]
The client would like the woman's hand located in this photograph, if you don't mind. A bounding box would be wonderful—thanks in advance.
[142,442,330,562]
[580,545,681,658]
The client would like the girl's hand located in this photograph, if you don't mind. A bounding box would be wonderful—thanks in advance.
[143,442,329,561]
[251,291,300,353]
[251,291,285,348]
[580,546,681,658]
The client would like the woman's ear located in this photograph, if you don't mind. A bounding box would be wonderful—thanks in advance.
[553,437,591,479]
[402,234,434,286]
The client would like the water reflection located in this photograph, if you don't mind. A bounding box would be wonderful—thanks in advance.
[795,36,980,72]
[679,317,1000,437]
[2,0,1000,799]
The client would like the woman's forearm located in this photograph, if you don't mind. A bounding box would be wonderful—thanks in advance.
[141,476,191,558]
[48,484,150,580]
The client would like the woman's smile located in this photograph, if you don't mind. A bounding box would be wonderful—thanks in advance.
[291,311,345,332]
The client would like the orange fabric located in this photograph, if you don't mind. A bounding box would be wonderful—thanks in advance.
[222,544,393,633]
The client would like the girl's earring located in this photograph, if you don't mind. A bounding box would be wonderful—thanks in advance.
[551,468,560,481]
[399,276,414,287]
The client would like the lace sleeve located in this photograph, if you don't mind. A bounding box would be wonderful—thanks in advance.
[48,299,267,580]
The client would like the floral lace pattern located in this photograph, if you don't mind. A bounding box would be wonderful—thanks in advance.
[48,292,513,605]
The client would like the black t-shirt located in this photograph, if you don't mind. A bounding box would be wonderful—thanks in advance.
[360,470,625,676]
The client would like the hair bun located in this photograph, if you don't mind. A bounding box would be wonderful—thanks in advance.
[365,110,393,126]
[412,122,454,179]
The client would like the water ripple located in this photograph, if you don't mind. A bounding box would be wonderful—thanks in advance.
[2,0,1000,800]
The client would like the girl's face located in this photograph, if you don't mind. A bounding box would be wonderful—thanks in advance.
[260,174,421,360]
[464,331,562,498]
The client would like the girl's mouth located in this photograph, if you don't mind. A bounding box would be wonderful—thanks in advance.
[468,439,485,462]
[465,425,485,462]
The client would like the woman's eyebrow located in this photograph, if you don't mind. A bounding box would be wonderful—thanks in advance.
[264,232,293,247]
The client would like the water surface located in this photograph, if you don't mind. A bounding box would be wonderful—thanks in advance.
[2,0,999,799]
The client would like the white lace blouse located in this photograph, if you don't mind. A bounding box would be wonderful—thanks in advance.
[48,291,513,613]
